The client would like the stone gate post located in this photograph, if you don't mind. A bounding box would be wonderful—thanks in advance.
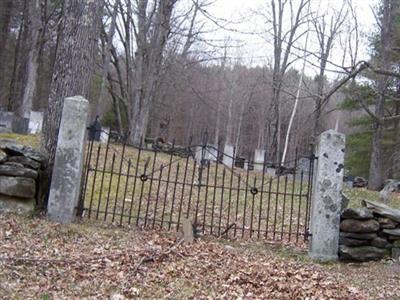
[47,96,89,223]
[309,129,345,261]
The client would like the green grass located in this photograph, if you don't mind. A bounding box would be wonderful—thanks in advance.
[0,132,41,149]
[344,187,400,209]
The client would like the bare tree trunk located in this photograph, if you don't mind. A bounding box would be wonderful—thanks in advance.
[128,0,177,146]
[0,0,13,101]
[369,0,391,190]
[19,0,42,118]
[43,0,103,164]
[8,0,28,111]
[96,0,119,118]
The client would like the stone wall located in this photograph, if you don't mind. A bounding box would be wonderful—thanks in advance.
[0,140,48,214]
[339,200,400,262]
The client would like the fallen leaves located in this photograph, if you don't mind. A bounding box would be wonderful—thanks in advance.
[0,214,394,299]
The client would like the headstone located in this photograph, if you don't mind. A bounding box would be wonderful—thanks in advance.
[28,111,44,134]
[0,111,14,133]
[12,117,29,134]
[254,149,265,172]
[47,96,89,223]
[266,167,276,176]
[181,218,194,243]
[222,144,234,167]
[195,146,203,164]
[207,145,218,162]
[100,126,110,143]
[88,116,101,141]
[309,129,345,261]
[195,145,218,163]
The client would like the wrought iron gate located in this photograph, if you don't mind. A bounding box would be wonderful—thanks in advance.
[78,130,315,243]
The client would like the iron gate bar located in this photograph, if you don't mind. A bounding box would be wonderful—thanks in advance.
[288,149,298,242]
[160,152,174,228]
[104,153,116,221]
[152,164,164,228]
[112,141,126,223]
[281,176,288,240]
[144,150,158,227]
[95,133,111,220]
[177,155,190,231]
[226,146,236,233]
[136,159,148,226]
[249,176,256,238]
[202,162,210,234]
[273,174,280,240]
[119,159,132,226]
[128,140,142,225]
[233,173,241,237]
[168,163,180,230]
[265,177,273,239]
[218,169,226,236]
[88,144,101,218]
[210,156,219,235]
[242,167,250,238]
[186,160,197,219]
[257,159,266,239]
[296,171,305,243]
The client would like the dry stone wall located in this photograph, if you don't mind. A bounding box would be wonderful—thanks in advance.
[339,200,400,262]
[0,140,48,214]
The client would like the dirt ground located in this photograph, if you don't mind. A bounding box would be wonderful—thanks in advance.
[0,214,399,299]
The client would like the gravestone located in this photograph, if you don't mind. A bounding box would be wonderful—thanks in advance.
[100,127,110,143]
[28,111,44,134]
[0,111,14,133]
[88,116,101,141]
[195,145,218,164]
[296,157,311,181]
[222,144,234,167]
[254,149,265,171]
[266,167,276,176]
[207,145,218,162]
[12,117,29,134]
[47,96,89,223]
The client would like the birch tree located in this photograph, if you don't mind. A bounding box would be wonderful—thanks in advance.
[267,0,310,163]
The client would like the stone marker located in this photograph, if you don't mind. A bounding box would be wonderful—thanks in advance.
[100,126,110,143]
[222,144,234,167]
[0,111,14,133]
[47,96,89,223]
[28,111,44,134]
[181,218,194,243]
[309,130,345,261]
[254,149,265,172]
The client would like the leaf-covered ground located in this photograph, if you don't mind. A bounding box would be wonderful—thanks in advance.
[0,214,399,299]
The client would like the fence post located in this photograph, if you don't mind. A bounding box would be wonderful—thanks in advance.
[47,96,89,223]
[309,129,345,261]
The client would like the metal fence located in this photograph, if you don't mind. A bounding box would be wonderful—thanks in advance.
[78,130,315,243]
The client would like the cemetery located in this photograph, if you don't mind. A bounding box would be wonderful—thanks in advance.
[2,0,400,298]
